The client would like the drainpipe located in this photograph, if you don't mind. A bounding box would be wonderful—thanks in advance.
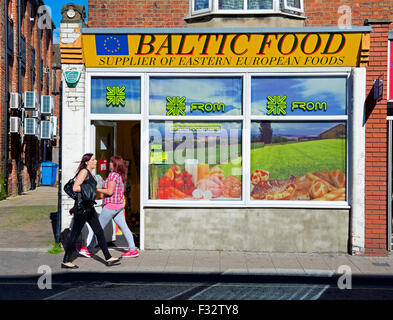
[16,0,22,195]
[4,0,9,195]
[56,78,62,243]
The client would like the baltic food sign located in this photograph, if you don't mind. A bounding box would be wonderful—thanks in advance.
[83,32,365,68]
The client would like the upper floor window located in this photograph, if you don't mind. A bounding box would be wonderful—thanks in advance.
[190,0,303,16]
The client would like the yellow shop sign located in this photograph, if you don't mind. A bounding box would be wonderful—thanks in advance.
[82,31,367,68]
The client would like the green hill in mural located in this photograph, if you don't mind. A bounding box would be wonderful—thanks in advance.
[251,139,346,181]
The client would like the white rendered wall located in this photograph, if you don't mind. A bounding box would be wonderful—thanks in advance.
[60,22,87,230]
[350,67,366,255]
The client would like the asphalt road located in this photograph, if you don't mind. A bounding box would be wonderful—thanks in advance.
[1,272,393,301]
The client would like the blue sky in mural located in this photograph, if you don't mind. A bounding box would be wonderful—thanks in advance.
[251,121,346,138]
[91,77,141,114]
[251,76,347,116]
[149,77,243,116]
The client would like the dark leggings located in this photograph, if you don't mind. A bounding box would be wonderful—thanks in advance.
[63,205,112,263]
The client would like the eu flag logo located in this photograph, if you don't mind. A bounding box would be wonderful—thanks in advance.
[95,35,129,55]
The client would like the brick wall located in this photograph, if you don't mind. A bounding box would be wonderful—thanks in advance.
[2,0,55,196]
[363,22,390,256]
[87,0,189,28]
[305,0,393,28]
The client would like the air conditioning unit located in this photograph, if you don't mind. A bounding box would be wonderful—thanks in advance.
[40,95,53,115]
[50,116,58,136]
[9,117,21,134]
[9,93,21,110]
[40,120,52,140]
[23,91,38,110]
[24,118,38,135]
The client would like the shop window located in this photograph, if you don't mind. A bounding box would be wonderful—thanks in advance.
[90,77,141,114]
[149,76,243,116]
[251,76,347,116]
[149,121,242,201]
[250,121,346,201]
[250,75,348,202]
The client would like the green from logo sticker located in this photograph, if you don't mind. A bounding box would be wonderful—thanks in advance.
[106,86,126,107]
[166,96,186,116]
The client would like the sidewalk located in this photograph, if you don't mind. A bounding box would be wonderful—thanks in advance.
[1,186,393,278]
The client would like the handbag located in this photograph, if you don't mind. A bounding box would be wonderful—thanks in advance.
[64,176,77,200]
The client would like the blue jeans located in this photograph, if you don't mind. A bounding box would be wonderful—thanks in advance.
[87,206,137,251]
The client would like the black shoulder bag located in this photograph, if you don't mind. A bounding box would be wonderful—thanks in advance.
[64,175,77,200]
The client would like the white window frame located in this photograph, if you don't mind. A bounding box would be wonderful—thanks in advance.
[85,67,352,213]
[190,0,280,16]
[190,0,212,15]
[283,0,304,13]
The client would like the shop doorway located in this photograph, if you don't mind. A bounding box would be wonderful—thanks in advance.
[93,120,141,248]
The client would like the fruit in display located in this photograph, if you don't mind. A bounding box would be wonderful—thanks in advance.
[158,187,170,199]
[171,165,182,177]
[174,177,185,190]
[164,168,174,180]
[159,176,173,188]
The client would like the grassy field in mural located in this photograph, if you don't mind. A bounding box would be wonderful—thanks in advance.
[251,139,346,181]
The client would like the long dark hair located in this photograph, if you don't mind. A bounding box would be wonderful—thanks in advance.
[110,155,127,183]
[75,153,94,175]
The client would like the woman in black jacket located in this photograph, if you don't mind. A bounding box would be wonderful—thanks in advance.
[62,153,122,269]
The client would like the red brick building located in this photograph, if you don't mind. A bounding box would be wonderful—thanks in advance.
[60,0,393,256]
[0,0,59,198]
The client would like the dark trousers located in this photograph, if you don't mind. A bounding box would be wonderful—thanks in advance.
[63,206,112,263]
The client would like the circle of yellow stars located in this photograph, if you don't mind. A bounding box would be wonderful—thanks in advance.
[103,36,121,53]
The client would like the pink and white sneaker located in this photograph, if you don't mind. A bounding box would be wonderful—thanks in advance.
[77,246,91,258]
[121,248,139,258]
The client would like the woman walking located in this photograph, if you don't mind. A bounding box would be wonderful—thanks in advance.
[62,153,122,269]
[88,155,139,258]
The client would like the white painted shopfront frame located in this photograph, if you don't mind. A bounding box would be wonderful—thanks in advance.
[85,67,353,249]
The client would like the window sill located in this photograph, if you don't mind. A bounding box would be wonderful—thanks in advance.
[184,10,307,23]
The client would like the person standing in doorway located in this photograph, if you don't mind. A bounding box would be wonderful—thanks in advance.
[61,153,122,269]
[87,155,139,258]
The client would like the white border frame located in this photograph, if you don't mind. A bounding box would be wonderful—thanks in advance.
[190,0,280,16]
[190,0,212,15]
[283,0,304,13]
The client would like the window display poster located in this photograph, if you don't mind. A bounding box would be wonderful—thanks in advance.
[91,77,141,114]
[149,121,242,201]
[250,121,346,201]
[149,77,243,116]
[251,76,347,116]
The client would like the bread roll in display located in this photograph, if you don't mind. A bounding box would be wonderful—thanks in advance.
[329,169,346,188]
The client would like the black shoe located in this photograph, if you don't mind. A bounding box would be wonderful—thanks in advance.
[105,258,122,266]
[61,263,79,269]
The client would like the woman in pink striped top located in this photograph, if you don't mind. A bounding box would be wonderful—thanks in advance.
[87,156,138,258]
